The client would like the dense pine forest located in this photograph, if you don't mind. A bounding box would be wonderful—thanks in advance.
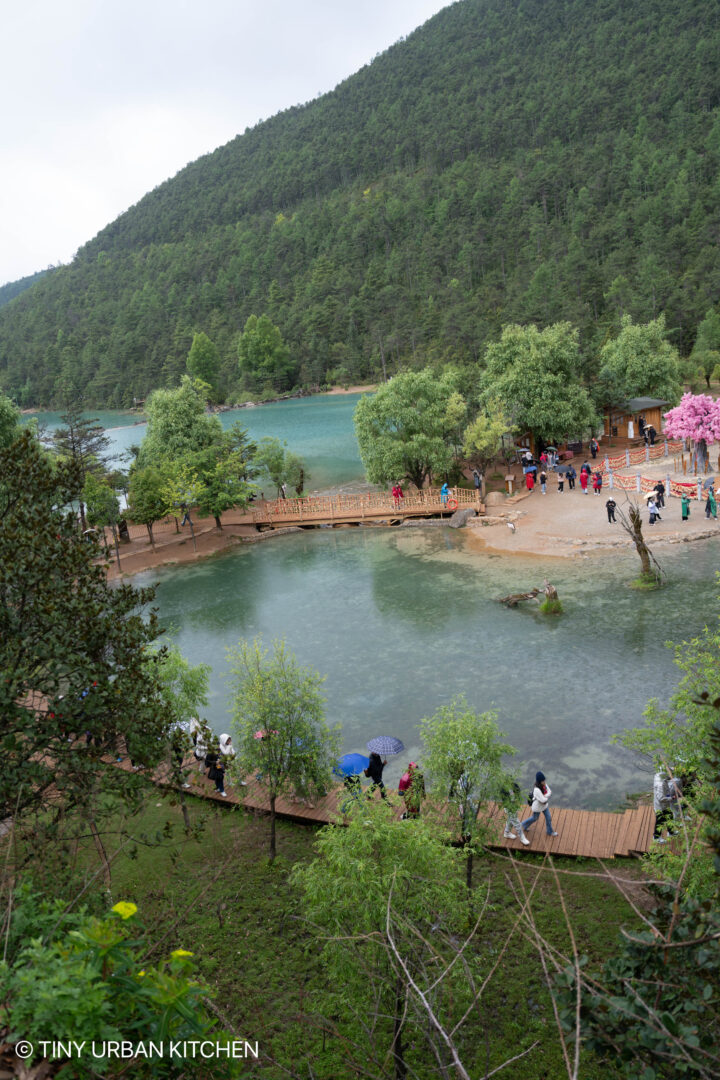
[1,0,719,406]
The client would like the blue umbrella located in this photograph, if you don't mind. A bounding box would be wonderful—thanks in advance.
[333,752,370,778]
[367,736,405,757]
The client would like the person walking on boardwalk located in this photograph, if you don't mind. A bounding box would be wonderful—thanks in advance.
[606,497,617,523]
[566,464,577,491]
[472,469,482,498]
[501,781,530,845]
[579,469,589,494]
[402,763,426,819]
[681,493,691,521]
[520,771,558,839]
[440,482,450,507]
[592,470,603,496]
[365,751,388,799]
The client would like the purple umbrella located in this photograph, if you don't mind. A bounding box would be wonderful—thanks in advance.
[367,736,405,757]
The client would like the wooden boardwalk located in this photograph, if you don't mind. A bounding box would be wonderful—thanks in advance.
[152,757,655,859]
[250,487,483,528]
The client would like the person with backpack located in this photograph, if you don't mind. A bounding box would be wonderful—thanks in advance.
[205,746,227,797]
[520,771,558,839]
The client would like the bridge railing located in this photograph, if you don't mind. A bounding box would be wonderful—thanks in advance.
[250,486,480,524]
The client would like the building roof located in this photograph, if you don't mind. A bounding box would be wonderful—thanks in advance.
[622,397,670,412]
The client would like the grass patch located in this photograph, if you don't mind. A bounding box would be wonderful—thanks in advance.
[39,789,648,1079]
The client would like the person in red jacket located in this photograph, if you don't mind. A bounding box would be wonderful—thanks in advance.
[579,469,589,494]
[592,471,603,495]
[526,470,535,492]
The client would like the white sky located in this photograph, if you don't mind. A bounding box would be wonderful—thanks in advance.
[1,0,451,286]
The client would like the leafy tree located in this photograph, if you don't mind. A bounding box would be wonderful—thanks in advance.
[420,696,516,888]
[191,423,258,526]
[479,323,598,446]
[83,472,122,570]
[127,464,169,547]
[186,331,221,397]
[136,376,223,469]
[0,429,167,844]
[226,639,341,861]
[353,369,466,489]
[292,804,466,1079]
[597,314,683,405]
[0,389,21,448]
[462,400,514,473]
[692,307,720,388]
[1,892,243,1078]
[254,436,309,497]
[50,405,111,529]
[160,461,203,550]
[237,314,296,393]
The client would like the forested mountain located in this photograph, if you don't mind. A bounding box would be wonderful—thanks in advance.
[1,0,719,406]
[0,269,51,310]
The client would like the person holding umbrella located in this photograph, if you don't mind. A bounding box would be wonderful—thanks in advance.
[334,753,369,812]
[705,487,717,519]
[365,752,388,799]
[566,464,577,490]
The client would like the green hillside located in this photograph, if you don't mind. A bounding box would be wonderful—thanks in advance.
[1,0,719,406]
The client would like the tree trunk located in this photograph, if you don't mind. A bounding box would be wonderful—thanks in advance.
[146,522,155,550]
[629,506,652,576]
[89,818,112,893]
[392,976,408,1080]
[179,789,191,831]
[465,846,474,891]
[110,523,121,571]
[269,795,276,862]
[214,515,222,530]
[188,518,197,552]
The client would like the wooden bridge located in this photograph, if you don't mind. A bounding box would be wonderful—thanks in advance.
[153,756,655,859]
[250,486,483,528]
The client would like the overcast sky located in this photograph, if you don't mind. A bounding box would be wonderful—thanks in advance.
[1,0,451,286]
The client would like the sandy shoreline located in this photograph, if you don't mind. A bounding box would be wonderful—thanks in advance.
[107,460,719,580]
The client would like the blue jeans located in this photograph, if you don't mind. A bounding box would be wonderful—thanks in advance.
[521,807,554,834]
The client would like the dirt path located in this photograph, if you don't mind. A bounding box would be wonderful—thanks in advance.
[468,457,719,558]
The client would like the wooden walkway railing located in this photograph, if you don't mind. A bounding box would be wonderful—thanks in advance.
[251,487,482,527]
[149,756,655,859]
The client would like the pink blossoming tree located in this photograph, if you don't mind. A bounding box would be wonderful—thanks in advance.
[663,393,720,469]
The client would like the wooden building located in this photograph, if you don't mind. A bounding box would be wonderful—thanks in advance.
[603,397,669,441]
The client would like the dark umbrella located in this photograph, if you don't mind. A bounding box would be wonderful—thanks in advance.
[367,736,405,757]
[556,463,571,474]
[332,753,370,778]
[703,477,715,489]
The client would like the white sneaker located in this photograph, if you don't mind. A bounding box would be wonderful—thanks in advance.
[503,829,517,839]
[520,832,530,846]
[220,791,227,797]
[182,783,191,789]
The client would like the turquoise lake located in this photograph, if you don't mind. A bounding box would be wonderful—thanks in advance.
[134,527,720,810]
[25,393,367,491]
[28,394,720,808]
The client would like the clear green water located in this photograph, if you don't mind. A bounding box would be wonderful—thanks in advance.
[134,528,720,809]
[24,394,367,491]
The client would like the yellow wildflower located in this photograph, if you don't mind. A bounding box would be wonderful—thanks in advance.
[111,901,138,920]
[171,948,194,959]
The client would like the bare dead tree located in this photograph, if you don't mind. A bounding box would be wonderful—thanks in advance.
[615,499,665,585]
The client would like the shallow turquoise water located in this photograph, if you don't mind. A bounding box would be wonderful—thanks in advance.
[134,527,720,809]
[24,394,366,491]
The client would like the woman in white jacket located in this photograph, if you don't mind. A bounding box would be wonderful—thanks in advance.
[520,771,558,838]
